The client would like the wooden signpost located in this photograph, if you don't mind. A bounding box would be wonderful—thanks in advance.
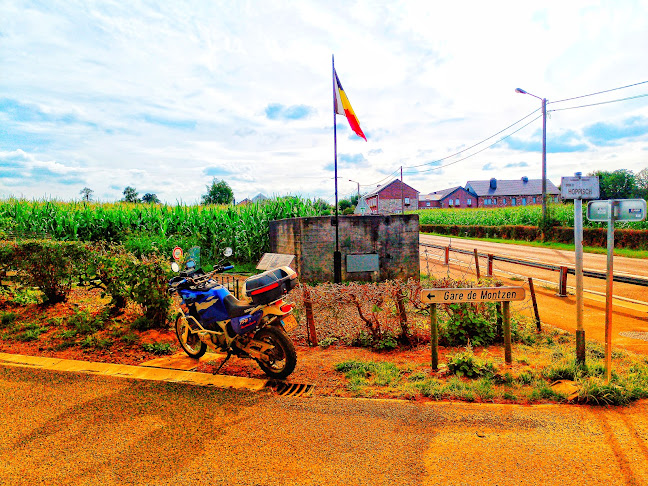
[421,286,526,370]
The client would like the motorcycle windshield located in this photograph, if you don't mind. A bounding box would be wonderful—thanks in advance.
[186,246,201,269]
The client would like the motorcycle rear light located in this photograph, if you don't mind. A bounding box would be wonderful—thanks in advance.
[250,281,280,295]
[280,304,292,312]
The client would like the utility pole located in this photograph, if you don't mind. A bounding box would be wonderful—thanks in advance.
[400,166,404,214]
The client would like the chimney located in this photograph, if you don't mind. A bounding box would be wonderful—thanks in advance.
[521,176,529,183]
[489,178,497,190]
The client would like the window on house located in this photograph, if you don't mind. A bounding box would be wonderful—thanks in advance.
[522,198,527,205]
[493,198,497,205]
[404,197,410,205]
[502,198,507,205]
[512,198,516,206]
[467,198,472,206]
[449,199,453,206]
[426,202,430,207]
[455,198,460,206]
[533,197,536,204]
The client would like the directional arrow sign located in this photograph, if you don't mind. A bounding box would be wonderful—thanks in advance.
[420,287,525,304]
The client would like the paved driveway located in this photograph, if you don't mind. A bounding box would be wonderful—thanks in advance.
[1,366,647,485]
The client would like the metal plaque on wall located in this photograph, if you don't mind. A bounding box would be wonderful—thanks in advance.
[346,254,380,273]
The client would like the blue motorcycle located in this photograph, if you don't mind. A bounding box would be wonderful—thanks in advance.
[168,247,299,379]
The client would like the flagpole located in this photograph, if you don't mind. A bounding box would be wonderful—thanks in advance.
[332,54,341,283]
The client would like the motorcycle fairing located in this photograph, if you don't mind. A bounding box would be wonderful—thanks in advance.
[231,310,263,335]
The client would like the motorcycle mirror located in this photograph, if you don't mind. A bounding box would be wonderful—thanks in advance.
[171,262,180,272]
[223,247,233,257]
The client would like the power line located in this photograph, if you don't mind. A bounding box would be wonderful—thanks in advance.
[549,80,648,105]
[359,167,401,188]
[403,114,543,175]
[404,107,540,169]
[549,93,648,112]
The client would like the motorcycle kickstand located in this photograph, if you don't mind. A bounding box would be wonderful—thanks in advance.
[213,351,232,375]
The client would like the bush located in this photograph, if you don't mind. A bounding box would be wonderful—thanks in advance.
[142,342,175,355]
[442,303,498,347]
[1,240,89,304]
[446,349,497,378]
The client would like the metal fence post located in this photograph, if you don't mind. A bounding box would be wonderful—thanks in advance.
[557,266,568,297]
[430,303,438,370]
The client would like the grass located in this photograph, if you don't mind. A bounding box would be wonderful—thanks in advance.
[334,332,648,405]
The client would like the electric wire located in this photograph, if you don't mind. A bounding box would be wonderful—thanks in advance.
[549,80,648,105]
[403,114,543,175]
[548,93,648,112]
[404,107,541,169]
[358,167,402,188]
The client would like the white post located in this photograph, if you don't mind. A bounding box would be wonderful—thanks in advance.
[574,173,585,364]
[605,200,616,382]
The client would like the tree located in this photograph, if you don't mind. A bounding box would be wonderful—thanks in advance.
[588,169,636,200]
[80,187,93,202]
[141,193,161,204]
[313,198,332,215]
[201,179,234,205]
[634,167,648,200]
[338,194,360,212]
[122,186,140,203]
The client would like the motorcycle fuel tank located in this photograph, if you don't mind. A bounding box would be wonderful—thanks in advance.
[178,286,230,325]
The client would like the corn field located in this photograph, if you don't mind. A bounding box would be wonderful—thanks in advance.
[415,203,648,229]
[0,197,323,263]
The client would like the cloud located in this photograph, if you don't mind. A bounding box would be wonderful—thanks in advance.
[582,116,648,147]
[139,114,196,130]
[323,153,369,171]
[482,162,496,171]
[504,129,588,153]
[0,149,86,186]
[204,166,236,177]
[264,103,315,121]
[504,161,529,168]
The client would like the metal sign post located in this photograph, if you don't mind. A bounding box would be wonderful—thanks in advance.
[587,198,647,382]
[561,174,599,364]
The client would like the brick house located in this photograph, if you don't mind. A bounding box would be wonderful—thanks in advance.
[364,179,420,214]
[419,186,478,209]
[465,177,560,208]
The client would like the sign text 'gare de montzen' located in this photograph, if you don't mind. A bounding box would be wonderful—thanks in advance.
[421,286,525,304]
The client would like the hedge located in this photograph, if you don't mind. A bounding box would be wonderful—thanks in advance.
[420,224,648,250]
[0,240,172,328]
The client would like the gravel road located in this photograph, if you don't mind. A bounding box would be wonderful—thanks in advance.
[1,366,647,485]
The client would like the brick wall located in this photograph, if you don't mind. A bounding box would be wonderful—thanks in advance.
[269,214,420,283]
[438,188,476,209]
[476,194,560,208]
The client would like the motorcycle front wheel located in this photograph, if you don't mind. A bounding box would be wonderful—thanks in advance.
[254,326,297,380]
[175,314,207,359]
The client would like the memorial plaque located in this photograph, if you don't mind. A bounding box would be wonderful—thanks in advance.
[256,253,295,270]
[346,254,380,273]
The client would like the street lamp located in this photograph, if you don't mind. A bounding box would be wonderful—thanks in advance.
[515,88,547,222]
[348,179,360,199]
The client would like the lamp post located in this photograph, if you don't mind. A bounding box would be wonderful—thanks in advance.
[348,179,360,199]
[515,88,547,222]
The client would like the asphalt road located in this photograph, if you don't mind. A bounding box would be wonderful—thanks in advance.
[2,366,648,486]
[420,234,648,304]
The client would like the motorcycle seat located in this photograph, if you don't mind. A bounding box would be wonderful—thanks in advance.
[223,294,256,319]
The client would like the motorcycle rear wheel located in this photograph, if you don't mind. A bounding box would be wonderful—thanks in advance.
[254,326,297,380]
[175,314,207,359]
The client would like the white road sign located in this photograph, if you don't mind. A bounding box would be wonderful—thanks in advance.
[420,286,525,304]
[587,199,647,222]
[561,176,600,199]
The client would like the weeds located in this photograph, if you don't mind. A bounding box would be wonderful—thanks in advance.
[141,342,175,355]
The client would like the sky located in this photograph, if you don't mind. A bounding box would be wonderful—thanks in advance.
[1,0,647,205]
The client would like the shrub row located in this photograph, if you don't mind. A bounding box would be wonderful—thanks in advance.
[420,224,648,250]
[0,240,172,328]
